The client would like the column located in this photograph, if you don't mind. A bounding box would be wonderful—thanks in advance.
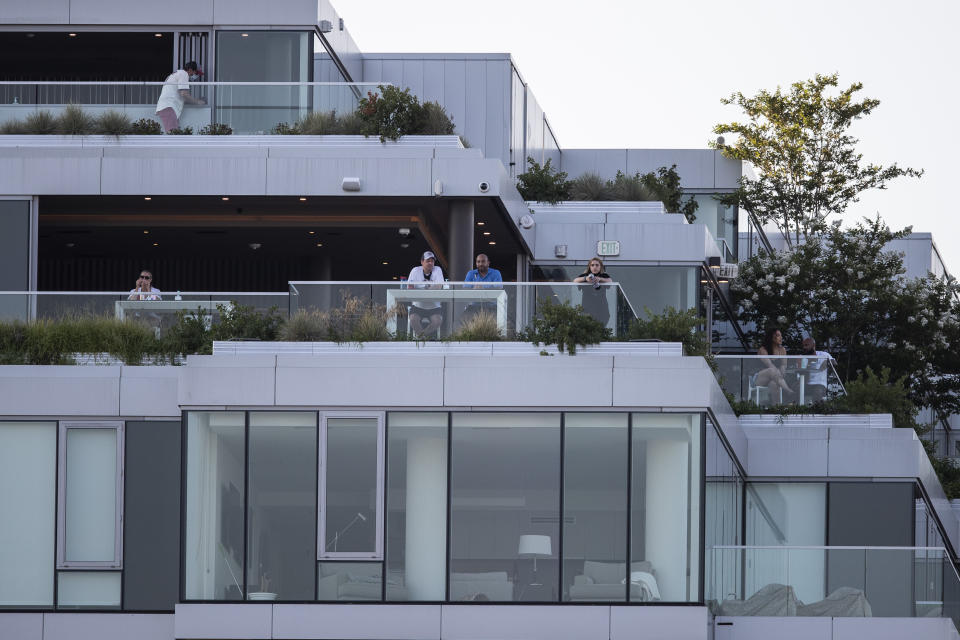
[447,200,474,281]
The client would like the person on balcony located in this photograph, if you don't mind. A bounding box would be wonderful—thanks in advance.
[756,326,793,401]
[155,61,207,133]
[801,336,834,403]
[573,257,612,326]
[461,253,502,322]
[128,270,162,301]
[406,251,445,337]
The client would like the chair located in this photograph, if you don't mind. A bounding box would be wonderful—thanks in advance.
[747,372,782,406]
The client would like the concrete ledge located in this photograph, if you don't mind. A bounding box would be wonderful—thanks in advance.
[273,604,441,639]
[0,613,42,640]
[612,606,707,640]
[175,604,272,639]
[440,605,612,640]
[43,613,173,640]
[0,365,120,416]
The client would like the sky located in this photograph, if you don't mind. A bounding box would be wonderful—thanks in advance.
[338,0,960,276]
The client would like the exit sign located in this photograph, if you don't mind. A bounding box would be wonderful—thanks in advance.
[597,240,620,256]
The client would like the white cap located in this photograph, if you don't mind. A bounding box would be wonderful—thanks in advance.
[422,251,436,261]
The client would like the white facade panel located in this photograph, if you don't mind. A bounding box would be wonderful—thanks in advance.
[211,0,318,26]
[626,149,717,190]
[0,0,69,24]
[100,146,268,196]
[0,613,42,640]
[274,355,445,407]
[175,604,271,639]
[0,147,102,195]
[42,613,173,640]
[0,366,119,416]
[534,223,604,261]
[713,616,832,640]
[611,356,716,409]
[178,355,277,407]
[119,366,181,417]
[440,605,611,640]
[272,604,442,640]
[827,428,924,478]
[560,149,740,191]
[744,427,830,477]
[67,0,214,24]
[610,606,708,640]
[832,617,958,640]
[444,355,614,407]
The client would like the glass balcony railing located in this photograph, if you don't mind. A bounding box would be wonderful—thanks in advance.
[715,355,845,407]
[0,81,385,135]
[0,281,637,340]
[289,281,635,339]
[708,546,960,626]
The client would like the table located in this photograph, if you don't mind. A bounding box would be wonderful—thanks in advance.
[385,289,508,334]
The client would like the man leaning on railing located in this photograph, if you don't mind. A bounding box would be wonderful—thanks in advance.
[155,61,207,133]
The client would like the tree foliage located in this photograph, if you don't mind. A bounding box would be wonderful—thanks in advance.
[730,217,960,423]
[712,73,921,245]
[515,157,570,203]
[628,306,709,357]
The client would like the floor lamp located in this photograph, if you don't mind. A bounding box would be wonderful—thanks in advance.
[518,534,551,586]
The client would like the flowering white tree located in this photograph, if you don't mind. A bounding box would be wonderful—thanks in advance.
[731,217,960,422]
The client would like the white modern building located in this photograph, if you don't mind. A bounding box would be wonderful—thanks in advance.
[0,2,958,640]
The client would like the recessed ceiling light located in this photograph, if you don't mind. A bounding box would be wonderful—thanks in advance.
[316,243,323,247]
[144,196,152,201]
[143,230,149,234]
[392,276,398,280]
[221,196,229,201]
[68,33,77,37]
[152,242,159,246]
[382,261,389,265]
[154,33,163,37]
[299,197,307,202]
[488,241,496,245]
[308,231,315,235]
[483,231,491,236]
[476,222,485,226]
[241,33,249,37]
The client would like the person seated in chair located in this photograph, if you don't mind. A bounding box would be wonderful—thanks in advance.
[461,253,502,324]
[406,251,445,337]
[755,326,793,402]
[800,336,834,403]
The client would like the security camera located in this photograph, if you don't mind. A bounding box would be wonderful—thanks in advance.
[478,181,490,193]
[248,243,261,250]
[398,227,411,237]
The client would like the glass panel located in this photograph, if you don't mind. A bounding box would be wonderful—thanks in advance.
[563,413,628,602]
[64,428,118,563]
[0,422,56,606]
[386,412,448,601]
[57,571,121,608]
[689,194,737,262]
[450,413,561,602]
[317,562,386,601]
[705,418,743,608]
[247,412,317,600]
[322,417,380,557]
[630,413,701,602]
[184,411,246,600]
[746,483,826,604]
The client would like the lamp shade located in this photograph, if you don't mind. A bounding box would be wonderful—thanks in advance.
[518,534,551,557]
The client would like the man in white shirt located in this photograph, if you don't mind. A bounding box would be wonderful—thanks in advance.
[128,270,162,301]
[406,251,444,337]
[155,61,207,132]
[800,337,834,402]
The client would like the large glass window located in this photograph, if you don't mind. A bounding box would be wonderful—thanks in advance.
[319,415,384,560]
[563,413,628,602]
[630,413,701,602]
[247,412,317,600]
[0,422,56,607]
[705,418,743,607]
[184,411,246,600]
[450,413,561,602]
[689,194,737,262]
[386,412,448,601]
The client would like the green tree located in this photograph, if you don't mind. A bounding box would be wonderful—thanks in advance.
[515,157,570,203]
[712,73,921,246]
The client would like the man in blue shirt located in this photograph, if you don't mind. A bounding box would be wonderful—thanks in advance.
[461,253,502,323]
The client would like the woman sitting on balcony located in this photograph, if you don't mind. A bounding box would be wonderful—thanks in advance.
[756,326,793,400]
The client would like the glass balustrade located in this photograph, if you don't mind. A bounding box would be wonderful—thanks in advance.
[715,355,845,407]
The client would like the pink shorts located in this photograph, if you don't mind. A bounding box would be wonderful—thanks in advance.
[156,107,179,132]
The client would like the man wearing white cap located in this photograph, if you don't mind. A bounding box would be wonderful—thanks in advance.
[406,251,445,337]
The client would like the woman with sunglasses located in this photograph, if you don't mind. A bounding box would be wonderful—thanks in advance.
[128,270,162,301]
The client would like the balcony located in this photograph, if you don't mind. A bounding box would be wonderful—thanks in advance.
[0,81,384,135]
[708,545,959,625]
[715,355,845,408]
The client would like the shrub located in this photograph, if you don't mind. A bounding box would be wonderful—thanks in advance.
[0,316,170,365]
[608,170,657,201]
[271,122,297,135]
[130,118,163,134]
[330,111,363,134]
[829,367,920,430]
[164,309,211,355]
[628,306,709,357]
[56,104,95,134]
[209,303,283,342]
[357,85,426,141]
[0,118,27,134]
[166,126,193,135]
[23,110,58,134]
[95,110,132,135]
[295,110,339,135]
[569,173,612,201]
[420,101,456,135]
[449,312,502,342]
[516,157,570,203]
[280,309,330,341]
[519,298,611,354]
[199,122,233,135]
[325,294,391,342]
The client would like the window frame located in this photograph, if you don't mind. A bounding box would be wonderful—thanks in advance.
[317,411,385,561]
[56,420,125,570]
